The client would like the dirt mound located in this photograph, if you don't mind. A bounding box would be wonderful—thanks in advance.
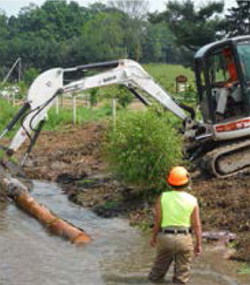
[18,122,250,262]
[192,173,250,261]
[193,174,250,233]
[22,123,106,180]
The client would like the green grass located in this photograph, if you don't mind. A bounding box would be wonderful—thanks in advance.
[144,63,195,92]
[0,98,20,137]
[0,97,112,133]
[237,263,250,275]
[45,104,112,131]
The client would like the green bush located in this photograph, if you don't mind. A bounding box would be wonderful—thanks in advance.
[89,88,99,107]
[23,68,40,85]
[105,109,183,192]
[116,85,134,108]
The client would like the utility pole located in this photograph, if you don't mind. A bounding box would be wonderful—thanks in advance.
[18,57,22,82]
[2,57,22,85]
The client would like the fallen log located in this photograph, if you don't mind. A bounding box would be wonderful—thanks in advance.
[0,164,91,245]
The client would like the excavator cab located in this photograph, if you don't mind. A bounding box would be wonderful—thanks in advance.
[195,36,250,129]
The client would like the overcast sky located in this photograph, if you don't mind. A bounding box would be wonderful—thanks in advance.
[0,0,238,16]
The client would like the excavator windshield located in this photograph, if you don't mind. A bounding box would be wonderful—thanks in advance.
[207,46,236,86]
[195,41,250,124]
[237,43,250,83]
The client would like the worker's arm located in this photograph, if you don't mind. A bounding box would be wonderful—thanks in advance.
[150,196,162,247]
[191,204,202,257]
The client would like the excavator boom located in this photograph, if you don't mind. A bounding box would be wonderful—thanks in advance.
[63,60,188,120]
[1,59,193,156]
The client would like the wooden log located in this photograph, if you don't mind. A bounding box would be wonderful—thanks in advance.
[0,169,91,245]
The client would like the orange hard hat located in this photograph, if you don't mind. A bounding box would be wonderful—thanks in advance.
[167,166,189,187]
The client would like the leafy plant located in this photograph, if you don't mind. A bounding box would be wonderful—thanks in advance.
[116,85,134,108]
[237,263,250,275]
[0,149,5,160]
[0,98,19,135]
[89,88,99,107]
[105,109,183,192]
[23,68,40,85]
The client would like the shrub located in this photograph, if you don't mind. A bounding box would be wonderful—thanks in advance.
[89,88,99,107]
[23,68,40,85]
[105,109,183,192]
[116,85,134,108]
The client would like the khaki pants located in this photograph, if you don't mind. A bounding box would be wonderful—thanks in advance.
[149,233,193,284]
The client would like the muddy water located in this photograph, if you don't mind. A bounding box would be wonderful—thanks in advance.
[0,181,249,285]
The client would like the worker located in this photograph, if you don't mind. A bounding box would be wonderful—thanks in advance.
[224,48,238,83]
[148,166,202,284]
[216,48,240,117]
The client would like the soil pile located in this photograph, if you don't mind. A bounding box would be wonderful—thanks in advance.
[192,174,250,261]
[18,122,250,261]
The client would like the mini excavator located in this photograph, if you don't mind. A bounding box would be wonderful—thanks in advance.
[2,35,250,178]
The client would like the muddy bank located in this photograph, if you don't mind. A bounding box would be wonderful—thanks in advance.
[192,173,250,261]
[15,122,250,262]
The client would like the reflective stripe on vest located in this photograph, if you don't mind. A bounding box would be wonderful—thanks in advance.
[161,191,197,228]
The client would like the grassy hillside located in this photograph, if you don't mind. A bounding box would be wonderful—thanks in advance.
[144,64,195,91]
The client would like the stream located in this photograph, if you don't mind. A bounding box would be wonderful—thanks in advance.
[0,181,249,285]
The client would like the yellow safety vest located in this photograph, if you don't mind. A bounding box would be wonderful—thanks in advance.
[161,191,197,228]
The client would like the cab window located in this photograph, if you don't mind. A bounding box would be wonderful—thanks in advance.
[207,47,235,86]
[237,43,250,83]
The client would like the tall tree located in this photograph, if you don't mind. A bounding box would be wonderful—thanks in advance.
[0,11,10,78]
[107,0,149,61]
[108,0,149,20]
[141,22,178,63]
[151,0,225,52]
[226,1,250,37]
[4,0,95,71]
[71,11,126,63]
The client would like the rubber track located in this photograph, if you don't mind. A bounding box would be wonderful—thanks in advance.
[202,138,250,178]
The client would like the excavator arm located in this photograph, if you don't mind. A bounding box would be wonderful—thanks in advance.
[0,59,195,162]
[62,60,188,119]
